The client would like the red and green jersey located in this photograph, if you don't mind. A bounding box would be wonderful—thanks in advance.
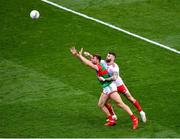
[96,64,112,88]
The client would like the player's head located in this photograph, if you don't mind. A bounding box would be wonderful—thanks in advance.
[106,52,116,63]
[91,54,101,64]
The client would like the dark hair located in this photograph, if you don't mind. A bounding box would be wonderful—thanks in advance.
[108,52,116,58]
[93,54,101,62]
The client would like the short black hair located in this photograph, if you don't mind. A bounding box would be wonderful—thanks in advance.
[108,52,116,58]
[93,54,101,62]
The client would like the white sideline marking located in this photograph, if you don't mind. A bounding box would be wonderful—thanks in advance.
[41,0,180,54]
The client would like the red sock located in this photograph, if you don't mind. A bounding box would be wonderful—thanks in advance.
[133,100,142,112]
[108,115,113,120]
[130,115,136,121]
[105,103,115,115]
[107,115,115,122]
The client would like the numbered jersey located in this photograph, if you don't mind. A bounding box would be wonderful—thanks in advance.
[100,60,124,86]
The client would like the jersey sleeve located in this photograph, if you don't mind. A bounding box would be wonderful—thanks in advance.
[112,64,119,73]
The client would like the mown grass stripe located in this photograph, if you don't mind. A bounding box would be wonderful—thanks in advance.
[42,0,180,54]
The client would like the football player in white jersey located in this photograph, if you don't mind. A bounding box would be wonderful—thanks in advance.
[71,47,138,129]
[84,51,146,123]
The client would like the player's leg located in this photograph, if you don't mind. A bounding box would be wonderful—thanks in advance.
[124,89,147,123]
[118,84,147,123]
[105,100,117,121]
[98,93,110,117]
[98,93,116,126]
[109,92,138,129]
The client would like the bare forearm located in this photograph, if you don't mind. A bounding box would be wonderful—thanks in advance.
[70,47,98,70]
[103,72,118,81]
[79,55,91,65]
[76,54,97,70]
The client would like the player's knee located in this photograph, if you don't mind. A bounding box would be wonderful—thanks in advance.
[127,95,135,103]
[127,95,132,101]
[98,102,104,108]
[125,92,134,102]
[116,101,125,108]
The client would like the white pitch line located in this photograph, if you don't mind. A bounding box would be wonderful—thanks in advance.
[41,0,180,55]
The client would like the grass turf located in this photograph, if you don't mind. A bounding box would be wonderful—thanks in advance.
[0,0,180,137]
[52,0,180,50]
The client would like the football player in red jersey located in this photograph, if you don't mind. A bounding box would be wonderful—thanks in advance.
[70,47,138,129]
[84,51,146,123]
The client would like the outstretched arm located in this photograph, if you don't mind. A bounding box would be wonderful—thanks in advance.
[70,47,98,71]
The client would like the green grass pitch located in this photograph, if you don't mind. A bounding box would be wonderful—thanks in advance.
[0,0,180,137]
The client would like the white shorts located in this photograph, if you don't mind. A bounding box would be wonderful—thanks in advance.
[103,82,117,96]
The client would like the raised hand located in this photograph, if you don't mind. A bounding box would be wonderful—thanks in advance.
[70,47,78,55]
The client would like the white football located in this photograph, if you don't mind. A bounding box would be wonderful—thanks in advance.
[30,10,40,19]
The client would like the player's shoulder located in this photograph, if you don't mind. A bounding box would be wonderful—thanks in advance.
[114,63,119,68]
[97,63,107,71]
[110,62,119,68]
[95,64,101,70]
[110,63,119,72]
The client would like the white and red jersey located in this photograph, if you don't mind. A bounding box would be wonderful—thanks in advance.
[100,60,124,87]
